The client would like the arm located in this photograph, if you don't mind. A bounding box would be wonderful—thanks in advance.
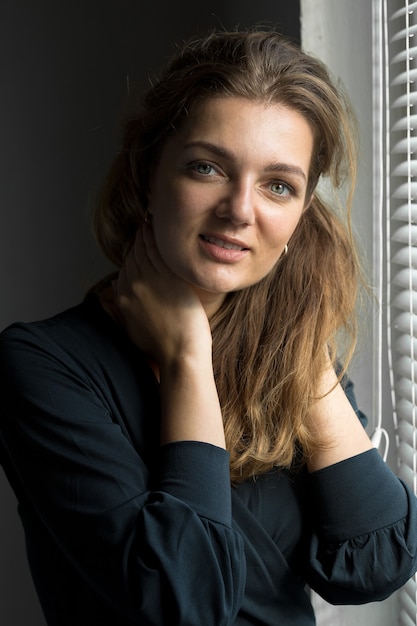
[305,359,372,472]
[0,220,246,624]
[306,448,417,604]
[304,363,417,604]
[114,224,226,449]
[0,323,245,625]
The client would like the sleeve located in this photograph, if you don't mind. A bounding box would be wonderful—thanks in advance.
[0,325,246,625]
[305,448,417,604]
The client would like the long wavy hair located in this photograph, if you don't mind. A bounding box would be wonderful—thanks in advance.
[94,30,362,481]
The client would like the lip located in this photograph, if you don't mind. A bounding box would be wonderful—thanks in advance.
[199,233,250,262]
[199,233,250,250]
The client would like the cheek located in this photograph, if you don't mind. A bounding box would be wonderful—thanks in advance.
[149,184,197,223]
[267,212,302,244]
[259,213,303,268]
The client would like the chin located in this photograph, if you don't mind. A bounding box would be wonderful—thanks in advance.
[185,268,260,298]
[198,278,243,293]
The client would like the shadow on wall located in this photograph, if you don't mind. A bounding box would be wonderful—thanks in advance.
[1,1,299,624]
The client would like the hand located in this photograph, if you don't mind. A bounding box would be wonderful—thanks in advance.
[114,224,225,448]
[114,224,212,367]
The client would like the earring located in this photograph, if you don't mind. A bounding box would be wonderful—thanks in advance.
[144,209,151,224]
[281,244,288,257]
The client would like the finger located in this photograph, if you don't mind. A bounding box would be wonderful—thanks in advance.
[116,245,140,298]
[110,279,125,324]
[114,262,128,301]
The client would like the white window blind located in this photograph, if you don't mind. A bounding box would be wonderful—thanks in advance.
[375,0,417,624]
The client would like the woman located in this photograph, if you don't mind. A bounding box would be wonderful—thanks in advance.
[0,30,416,626]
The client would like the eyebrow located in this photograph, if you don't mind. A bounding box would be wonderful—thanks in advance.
[184,140,307,183]
[264,162,307,183]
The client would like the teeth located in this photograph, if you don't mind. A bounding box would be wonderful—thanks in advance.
[203,235,244,250]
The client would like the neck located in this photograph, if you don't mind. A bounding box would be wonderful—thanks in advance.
[192,288,227,320]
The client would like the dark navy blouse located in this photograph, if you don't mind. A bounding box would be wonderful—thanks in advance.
[0,294,416,625]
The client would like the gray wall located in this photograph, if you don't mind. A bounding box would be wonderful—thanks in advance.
[1,2,299,623]
[301,1,399,623]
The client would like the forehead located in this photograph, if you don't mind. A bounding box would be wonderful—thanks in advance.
[162,96,315,177]
[183,95,312,132]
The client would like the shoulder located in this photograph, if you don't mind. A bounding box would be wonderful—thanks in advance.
[0,295,132,383]
[1,297,98,363]
[0,295,156,405]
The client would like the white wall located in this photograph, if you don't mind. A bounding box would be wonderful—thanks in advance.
[300,0,400,624]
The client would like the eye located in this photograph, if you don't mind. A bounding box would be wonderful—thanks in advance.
[270,181,293,197]
[192,162,216,176]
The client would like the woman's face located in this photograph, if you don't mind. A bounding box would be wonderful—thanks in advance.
[147,97,314,316]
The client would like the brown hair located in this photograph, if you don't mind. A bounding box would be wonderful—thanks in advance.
[94,30,362,481]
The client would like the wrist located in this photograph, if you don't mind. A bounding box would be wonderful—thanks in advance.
[159,354,226,449]
[158,345,213,381]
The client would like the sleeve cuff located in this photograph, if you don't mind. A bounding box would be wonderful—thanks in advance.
[308,448,409,542]
[158,441,232,526]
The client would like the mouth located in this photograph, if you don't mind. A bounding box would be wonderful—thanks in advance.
[200,234,249,251]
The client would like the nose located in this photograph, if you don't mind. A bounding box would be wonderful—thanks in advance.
[215,179,256,225]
